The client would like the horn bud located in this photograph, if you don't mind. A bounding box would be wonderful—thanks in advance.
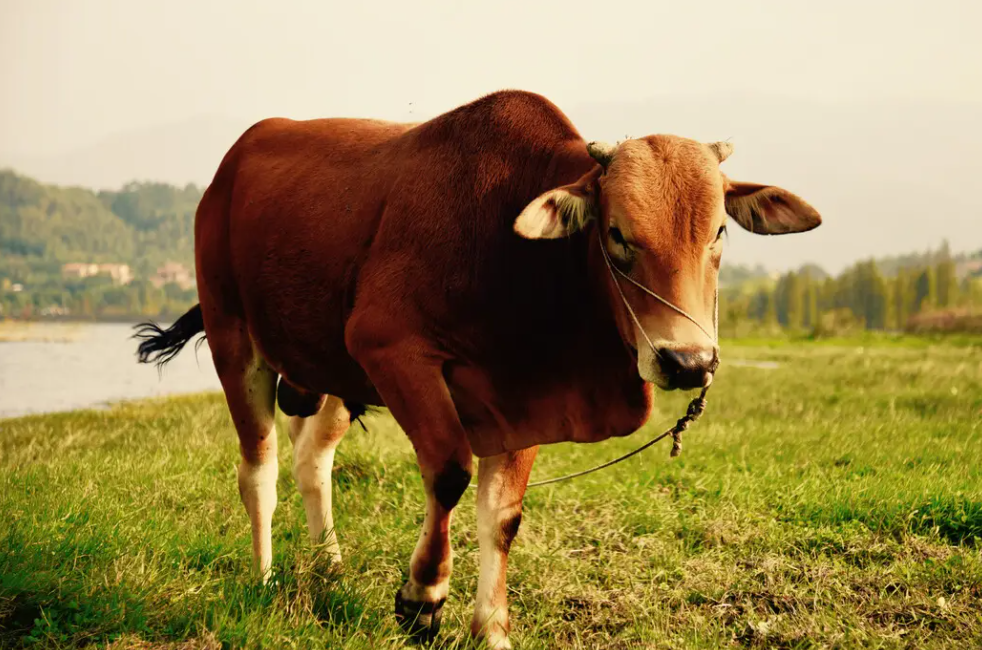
[708,141,733,163]
[586,141,616,169]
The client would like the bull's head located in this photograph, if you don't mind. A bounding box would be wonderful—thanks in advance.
[513,136,820,391]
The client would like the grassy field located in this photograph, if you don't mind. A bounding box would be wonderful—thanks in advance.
[2,340,982,649]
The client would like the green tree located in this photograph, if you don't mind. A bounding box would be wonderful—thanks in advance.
[802,272,819,329]
[775,271,804,329]
[967,277,982,307]
[748,287,776,324]
[0,169,202,320]
[894,269,910,330]
[936,260,958,308]
[860,261,889,329]
[913,266,936,313]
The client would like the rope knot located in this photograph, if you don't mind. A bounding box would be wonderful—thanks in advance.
[671,430,683,457]
[687,397,708,420]
[669,390,710,459]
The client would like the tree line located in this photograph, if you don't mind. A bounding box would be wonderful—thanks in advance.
[719,242,982,336]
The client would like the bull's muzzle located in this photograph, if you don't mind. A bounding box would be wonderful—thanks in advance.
[655,346,718,391]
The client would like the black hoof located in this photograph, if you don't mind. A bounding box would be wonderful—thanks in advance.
[395,588,445,644]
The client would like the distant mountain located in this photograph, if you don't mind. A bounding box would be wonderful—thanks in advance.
[1,95,979,273]
[0,115,251,191]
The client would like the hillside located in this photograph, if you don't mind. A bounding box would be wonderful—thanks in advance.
[0,170,200,319]
[0,170,199,277]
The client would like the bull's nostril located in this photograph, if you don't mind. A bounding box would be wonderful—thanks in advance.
[658,348,687,377]
[656,347,715,389]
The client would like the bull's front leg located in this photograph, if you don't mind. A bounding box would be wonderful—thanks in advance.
[346,326,473,642]
[471,446,539,650]
[394,435,472,641]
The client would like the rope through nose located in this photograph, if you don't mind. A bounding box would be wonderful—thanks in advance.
[597,229,719,348]
[597,227,718,459]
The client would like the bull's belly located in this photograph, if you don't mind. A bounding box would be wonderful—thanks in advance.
[243,290,382,405]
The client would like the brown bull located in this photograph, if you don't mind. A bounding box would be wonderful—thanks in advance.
[135,90,820,648]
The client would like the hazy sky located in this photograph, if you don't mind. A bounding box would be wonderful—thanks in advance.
[2,1,980,273]
[2,0,980,155]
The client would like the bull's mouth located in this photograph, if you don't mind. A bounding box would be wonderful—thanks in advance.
[630,344,695,391]
[629,345,674,391]
[625,342,668,390]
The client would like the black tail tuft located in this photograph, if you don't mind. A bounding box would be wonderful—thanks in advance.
[134,304,205,371]
[344,400,384,432]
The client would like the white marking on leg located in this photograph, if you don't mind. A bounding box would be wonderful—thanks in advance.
[219,347,279,584]
[473,539,511,649]
[289,397,349,562]
[471,448,536,650]
[237,451,278,583]
[473,483,513,648]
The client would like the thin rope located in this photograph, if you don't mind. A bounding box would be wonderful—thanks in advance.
[521,385,709,488]
[599,238,717,345]
[468,228,718,490]
[603,243,662,357]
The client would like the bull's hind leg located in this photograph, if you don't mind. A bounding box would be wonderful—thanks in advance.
[286,393,351,562]
[211,333,280,583]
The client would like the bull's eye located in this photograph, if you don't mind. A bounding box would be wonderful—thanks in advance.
[609,226,627,247]
[607,225,633,268]
[716,225,727,241]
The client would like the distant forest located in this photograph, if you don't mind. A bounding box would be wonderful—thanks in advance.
[1,169,980,333]
[719,243,982,337]
[0,169,199,320]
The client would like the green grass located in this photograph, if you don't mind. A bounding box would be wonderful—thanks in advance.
[2,339,982,649]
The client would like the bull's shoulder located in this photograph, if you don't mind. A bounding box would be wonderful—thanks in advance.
[415,89,583,150]
[471,89,573,125]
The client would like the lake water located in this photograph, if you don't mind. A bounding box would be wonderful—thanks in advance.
[0,322,222,419]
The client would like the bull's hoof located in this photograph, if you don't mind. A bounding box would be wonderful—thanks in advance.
[395,588,445,644]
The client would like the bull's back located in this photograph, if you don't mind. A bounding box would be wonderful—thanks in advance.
[197,117,413,399]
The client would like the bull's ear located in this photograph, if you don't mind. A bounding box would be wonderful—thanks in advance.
[514,168,601,239]
[725,180,821,235]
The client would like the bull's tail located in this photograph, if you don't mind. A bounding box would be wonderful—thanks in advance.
[134,304,205,371]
